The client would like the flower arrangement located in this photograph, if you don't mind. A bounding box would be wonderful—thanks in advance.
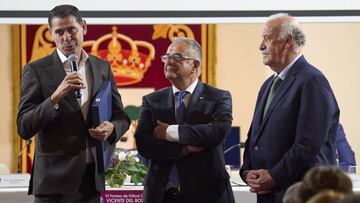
[105,149,147,187]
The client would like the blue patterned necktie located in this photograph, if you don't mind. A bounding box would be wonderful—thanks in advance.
[176,91,188,124]
[167,91,188,188]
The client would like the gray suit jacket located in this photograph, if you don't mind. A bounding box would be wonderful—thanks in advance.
[17,51,130,194]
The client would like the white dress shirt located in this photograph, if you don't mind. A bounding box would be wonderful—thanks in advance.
[166,79,199,142]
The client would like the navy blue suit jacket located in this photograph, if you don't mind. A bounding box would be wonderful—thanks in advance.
[135,81,235,203]
[337,123,356,171]
[241,56,340,200]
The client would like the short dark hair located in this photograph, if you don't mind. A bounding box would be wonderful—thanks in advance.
[48,5,83,27]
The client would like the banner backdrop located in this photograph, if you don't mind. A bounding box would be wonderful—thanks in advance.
[12,24,216,173]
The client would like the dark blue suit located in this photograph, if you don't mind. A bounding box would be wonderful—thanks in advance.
[135,81,235,203]
[337,123,356,171]
[240,56,340,202]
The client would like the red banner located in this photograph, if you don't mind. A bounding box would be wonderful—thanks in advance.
[21,24,212,89]
[16,24,215,173]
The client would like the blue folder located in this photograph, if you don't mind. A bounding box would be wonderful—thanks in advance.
[92,80,112,127]
[91,80,112,172]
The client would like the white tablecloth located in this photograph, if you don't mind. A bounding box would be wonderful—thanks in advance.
[0,187,33,203]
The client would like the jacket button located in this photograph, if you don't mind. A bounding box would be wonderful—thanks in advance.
[255,146,259,151]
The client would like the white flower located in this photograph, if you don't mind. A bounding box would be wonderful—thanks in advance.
[129,150,138,156]
[118,151,126,161]
[134,157,140,162]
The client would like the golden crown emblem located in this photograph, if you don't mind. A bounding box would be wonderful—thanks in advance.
[29,25,155,86]
[87,26,155,86]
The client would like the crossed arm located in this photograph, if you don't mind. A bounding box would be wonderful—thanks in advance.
[135,91,232,160]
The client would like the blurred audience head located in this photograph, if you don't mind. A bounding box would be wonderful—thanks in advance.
[340,192,360,203]
[307,190,345,203]
[283,182,303,203]
[298,166,352,202]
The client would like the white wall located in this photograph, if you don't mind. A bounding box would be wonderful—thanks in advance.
[0,25,13,170]
[216,22,360,163]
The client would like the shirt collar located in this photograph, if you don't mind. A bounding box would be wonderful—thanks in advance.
[276,54,302,80]
[172,79,199,95]
[56,48,89,64]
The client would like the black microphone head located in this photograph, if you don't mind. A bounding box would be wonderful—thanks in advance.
[68,54,78,63]
[68,54,79,72]
[68,53,82,98]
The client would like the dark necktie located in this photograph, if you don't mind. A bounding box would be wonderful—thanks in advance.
[167,91,188,188]
[263,76,282,118]
[176,91,188,124]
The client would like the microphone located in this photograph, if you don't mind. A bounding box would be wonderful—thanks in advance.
[224,144,241,154]
[68,54,82,99]
[223,142,245,154]
[17,139,32,173]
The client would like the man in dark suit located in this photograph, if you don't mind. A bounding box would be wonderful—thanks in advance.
[17,5,130,203]
[135,37,235,203]
[240,13,340,203]
[336,124,356,171]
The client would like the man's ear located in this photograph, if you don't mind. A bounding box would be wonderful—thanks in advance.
[285,34,294,49]
[48,26,54,38]
[82,19,87,35]
[193,60,200,69]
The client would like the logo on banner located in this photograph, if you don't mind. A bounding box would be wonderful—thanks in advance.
[89,27,155,86]
[29,25,156,87]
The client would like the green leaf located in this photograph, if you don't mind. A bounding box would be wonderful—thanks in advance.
[105,150,148,187]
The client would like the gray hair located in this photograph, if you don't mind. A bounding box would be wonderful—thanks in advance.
[268,13,306,48]
[172,37,202,76]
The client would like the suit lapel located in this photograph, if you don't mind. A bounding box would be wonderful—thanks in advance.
[45,51,66,86]
[262,74,295,123]
[252,78,273,131]
[186,81,205,113]
[254,56,306,143]
[44,51,79,110]
[88,56,103,100]
[164,88,176,124]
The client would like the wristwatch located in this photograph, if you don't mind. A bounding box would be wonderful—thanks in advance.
[53,102,59,110]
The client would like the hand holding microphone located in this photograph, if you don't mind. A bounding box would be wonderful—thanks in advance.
[68,54,82,99]
[50,54,85,104]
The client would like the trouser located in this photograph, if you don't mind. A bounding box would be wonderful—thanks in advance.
[35,163,99,203]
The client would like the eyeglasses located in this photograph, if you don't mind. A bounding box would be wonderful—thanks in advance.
[160,53,197,63]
